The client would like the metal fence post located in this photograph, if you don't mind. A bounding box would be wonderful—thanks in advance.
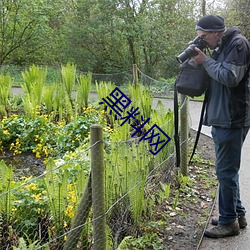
[91,124,106,250]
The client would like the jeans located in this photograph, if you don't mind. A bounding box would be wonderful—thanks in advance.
[211,126,249,225]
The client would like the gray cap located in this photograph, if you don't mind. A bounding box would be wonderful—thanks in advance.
[195,15,225,32]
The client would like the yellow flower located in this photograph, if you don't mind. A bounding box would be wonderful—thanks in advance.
[36,152,41,159]
[32,193,42,201]
[26,183,37,191]
[71,195,76,204]
[65,205,74,218]
[3,130,9,135]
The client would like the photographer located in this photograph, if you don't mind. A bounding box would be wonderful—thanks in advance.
[192,15,250,238]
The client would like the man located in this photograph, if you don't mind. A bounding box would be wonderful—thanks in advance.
[192,15,250,238]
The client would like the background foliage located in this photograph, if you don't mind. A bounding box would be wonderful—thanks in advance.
[1,0,248,80]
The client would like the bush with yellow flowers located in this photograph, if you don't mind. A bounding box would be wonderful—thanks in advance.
[0,106,102,158]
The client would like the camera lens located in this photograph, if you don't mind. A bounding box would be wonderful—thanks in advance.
[176,44,198,63]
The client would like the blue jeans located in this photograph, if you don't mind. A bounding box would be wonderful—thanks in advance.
[211,126,249,225]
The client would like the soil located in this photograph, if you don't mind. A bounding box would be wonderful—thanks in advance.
[158,130,217,250]
[0,152,45,180]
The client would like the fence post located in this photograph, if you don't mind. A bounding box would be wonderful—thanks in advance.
[133,64,138,86]
[180,94,188,176]
[91,124,106,250]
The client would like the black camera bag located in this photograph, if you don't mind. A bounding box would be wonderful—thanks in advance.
[174,58,210,168]
[175,58,209,97]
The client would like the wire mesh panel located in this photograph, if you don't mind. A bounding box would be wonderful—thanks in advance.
[0,65,192,249]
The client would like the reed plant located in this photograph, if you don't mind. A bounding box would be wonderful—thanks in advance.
[105,126,151,225]
[96,81,116,127]
[150,100,174,161]
[0,73,12,117]
[60,63,76,102]
[76,72,92,112]
[21,65,47,118]
[0,161,14,222]
[128,83,153,121]
[43,84,56,114]
[52,82,73,122]
[43,159,69,240]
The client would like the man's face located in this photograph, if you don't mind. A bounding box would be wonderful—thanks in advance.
[196,30,222,49]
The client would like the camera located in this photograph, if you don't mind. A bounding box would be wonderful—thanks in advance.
[176,36,208,64]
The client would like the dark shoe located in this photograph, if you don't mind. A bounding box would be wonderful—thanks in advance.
[211,214,247,229]
[238,215,247,228]
[204,222,240,238]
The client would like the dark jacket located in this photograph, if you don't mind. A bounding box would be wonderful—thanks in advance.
[203,26,250,128]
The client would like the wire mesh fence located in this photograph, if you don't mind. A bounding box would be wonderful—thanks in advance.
[0,65,190,249]
[0,128,177,249]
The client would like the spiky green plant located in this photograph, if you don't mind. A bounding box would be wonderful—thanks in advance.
[105,130,151,225]
[76,72,92,112]
[21,65,47,118]
[43,84,56,114]
[52,82,73,122]
[0,161,14,222]
[0,73,12,116]
[128,83,153,121]
[149,100,174,161]
[96,81,116,127]
[60,63,76,102]
[43,159,68,230]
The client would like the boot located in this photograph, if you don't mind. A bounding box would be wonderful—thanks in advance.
[204,222,240,238]
[211,214,247,229]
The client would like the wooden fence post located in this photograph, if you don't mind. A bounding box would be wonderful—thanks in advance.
[91,124,106,250]
[133,64,138,86]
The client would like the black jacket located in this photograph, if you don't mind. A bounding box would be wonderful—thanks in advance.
[203,26,250,128]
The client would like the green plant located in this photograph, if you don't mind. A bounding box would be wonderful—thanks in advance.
[172,190,180,210]
[117,233,163,250]
[13,233,49,250]
[21,65,47,118]
[43,84,56,114]
[60,62,76,102]
[157,182,171,203]
[0,73,12,117]
[178,173,191,189]
[129,83,153,120]
[149,100,174,161]
[12,176,49,241]
[96,81,116,127]
[0,108,102,158]
[76,72,92,111]
[0,161,15,222]
[105,135,152,237]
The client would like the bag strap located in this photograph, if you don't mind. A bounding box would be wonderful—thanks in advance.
[188,91,208,164]
[174,80,208,168]
[174,80,181,168]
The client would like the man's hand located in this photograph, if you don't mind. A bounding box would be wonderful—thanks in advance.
[192,47,207,64]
